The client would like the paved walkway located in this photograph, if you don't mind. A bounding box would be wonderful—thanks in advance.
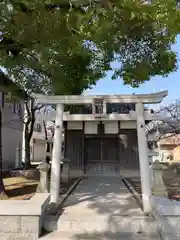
[42,177,161,240]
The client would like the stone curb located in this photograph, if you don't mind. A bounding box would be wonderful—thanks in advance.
[122,178,176,240]
[45,178,82,216]
[122,178,143,210]
[151,208,178,240]
[43,178,82,232]
[58,177,82,206]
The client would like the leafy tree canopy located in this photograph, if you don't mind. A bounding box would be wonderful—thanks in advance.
[0,0,180,91]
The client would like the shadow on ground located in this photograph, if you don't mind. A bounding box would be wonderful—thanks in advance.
[42,177,158,240]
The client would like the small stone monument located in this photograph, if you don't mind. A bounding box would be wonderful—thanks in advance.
[15,146,21,169]
[148,150,159,184]
[151,160,168,197]
[36,159,50,193]
[61,158,71,182]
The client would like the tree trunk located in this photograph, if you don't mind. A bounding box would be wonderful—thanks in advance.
[43,120,50,161]
[23,100,36,170]
[0,109,8,199]
[24,123,31,169]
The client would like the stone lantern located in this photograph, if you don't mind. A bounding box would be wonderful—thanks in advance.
[151,160,168,197]
[36,160,50,193]
[61,158,71,183]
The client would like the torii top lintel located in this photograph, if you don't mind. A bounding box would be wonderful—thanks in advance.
[32,91,168,105]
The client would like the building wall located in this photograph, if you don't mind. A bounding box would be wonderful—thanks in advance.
[31,139,46,162]
[30,127,47,163]
[119,129,139,169]
[172,146,180,162]
[155,135,180,162]
[30,121,63,163]
[65,120,139,175]
[65,129,84,176]
[0,92,24,169]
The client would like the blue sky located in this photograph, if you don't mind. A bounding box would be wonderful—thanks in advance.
[85,36,180,107]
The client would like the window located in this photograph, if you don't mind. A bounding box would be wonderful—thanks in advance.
[167,155,173,161]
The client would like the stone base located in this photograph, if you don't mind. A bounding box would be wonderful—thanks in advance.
[152,188,168,197]
[0,194,50,239]
[151,196,180,239]
[61,166,69,183]
[36,184,49,193]
[44,214,160,234]
[120,169,140,178]
[152,192,168,197]
[70,169,84,178]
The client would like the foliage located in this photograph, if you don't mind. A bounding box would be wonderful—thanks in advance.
[0,0,180,89]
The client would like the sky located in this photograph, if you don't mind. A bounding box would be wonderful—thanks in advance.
[85,36,180,108]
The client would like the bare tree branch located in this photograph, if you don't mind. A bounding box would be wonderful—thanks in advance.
[147,99,180,148]
[33,104,44,111]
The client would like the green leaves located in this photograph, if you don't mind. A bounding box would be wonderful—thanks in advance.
[0,0,180,91]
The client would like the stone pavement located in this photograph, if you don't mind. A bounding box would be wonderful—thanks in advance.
[42,177,161,240]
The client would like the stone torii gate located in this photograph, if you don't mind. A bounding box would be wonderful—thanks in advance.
[32,91,168,214]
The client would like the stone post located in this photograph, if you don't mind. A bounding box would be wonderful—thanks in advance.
[15,144,21,169]
[61,158,71,183]
[36,160,50,193]
[152,160,168,197]
[136,102,152,214]
[148,150,159,185]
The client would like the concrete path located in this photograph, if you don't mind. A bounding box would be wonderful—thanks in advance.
[42,177,161,240]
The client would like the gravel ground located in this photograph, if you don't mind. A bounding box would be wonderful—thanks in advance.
[127,165,180,201]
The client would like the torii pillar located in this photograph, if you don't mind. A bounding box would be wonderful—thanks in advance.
[136,102,151,214]
[50,104,64,203]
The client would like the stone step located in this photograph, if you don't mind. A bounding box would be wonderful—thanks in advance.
[44,214,160,234]
[41,230,162,240]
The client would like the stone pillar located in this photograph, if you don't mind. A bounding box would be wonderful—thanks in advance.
[15,144,21,168]
[61,158,71,183]
[136,102,152,214]
[152,160,168,197]
[50,103,64,203]
[36,160,50,193]
[148,150,159,187]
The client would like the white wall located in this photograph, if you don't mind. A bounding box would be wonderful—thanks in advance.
[120,121,137,129]
[32,140,46,162]
[31,120,137,163]
[1,98,24,169]
[2,127,22,168]
[84,121,98,134]
[104,121,119,134]
[66,120,137,133]
[67,121,83,130]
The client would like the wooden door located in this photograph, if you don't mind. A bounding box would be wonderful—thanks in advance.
[85,137,120,175]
